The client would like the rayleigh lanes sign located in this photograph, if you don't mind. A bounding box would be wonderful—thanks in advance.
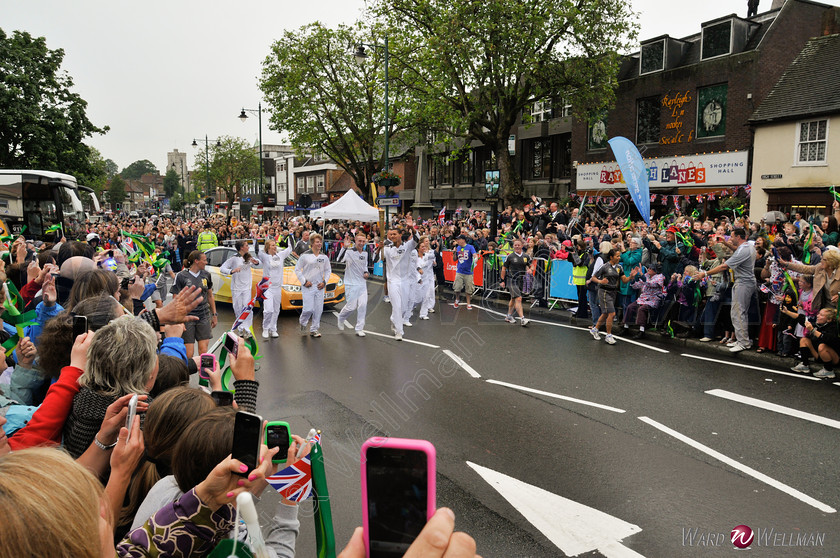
[576,150,748,190]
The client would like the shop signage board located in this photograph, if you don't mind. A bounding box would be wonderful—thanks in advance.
[576,150,748,190]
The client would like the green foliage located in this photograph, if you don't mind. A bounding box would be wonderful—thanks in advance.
[260,21,413,202]
[107,175,127,207]
[191,136,259,213]
[371,0,636,203]
[120,159,158,180]
[104,158,118,178]
[163,167,181,198]
[0,28,108,178]
[169,192,184,213]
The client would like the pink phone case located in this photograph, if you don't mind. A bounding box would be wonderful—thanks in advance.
[199,353,216,380]
[361,437,436,558]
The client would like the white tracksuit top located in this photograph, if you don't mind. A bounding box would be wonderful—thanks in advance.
[294,251,331,287]
[339,246,372,286]
[220,255,260,292]
[383,236,417,282]
[258,244,293,288]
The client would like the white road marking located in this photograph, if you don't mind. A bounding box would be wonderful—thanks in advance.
[486,379,626,413]
[706,389,840,430]
[359,329,441,348]
[638,416,836,513]
[681,353,821,381]
[467,461,645,557]
[330,311,353,329]
[477,306,669,353]
[441,349,481,378]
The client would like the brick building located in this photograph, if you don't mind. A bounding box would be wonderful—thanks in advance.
[572,0,839,218]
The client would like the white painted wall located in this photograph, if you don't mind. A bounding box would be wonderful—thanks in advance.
[750,116,839,221]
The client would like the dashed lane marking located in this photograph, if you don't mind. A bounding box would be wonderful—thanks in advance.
[706,389,840,430]
[441,349,481,378]
[638,416,836,513]
[486,379,626,413]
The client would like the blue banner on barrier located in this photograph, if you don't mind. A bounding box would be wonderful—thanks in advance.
[549,260,578,300]
[372,261,383,277]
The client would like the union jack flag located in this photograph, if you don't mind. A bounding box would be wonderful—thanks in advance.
[437,207,446,225]
[650,194,657,203]
[267,455,313,502]
[745,184,752,196]
[231,278,271,330]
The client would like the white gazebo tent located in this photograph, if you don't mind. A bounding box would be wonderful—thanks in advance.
[310,189,379,222]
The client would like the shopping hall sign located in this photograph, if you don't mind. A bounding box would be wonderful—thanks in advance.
[576,150,748,190]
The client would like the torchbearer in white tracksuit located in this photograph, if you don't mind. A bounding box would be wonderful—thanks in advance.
[414,237,437,320]
[257,236,294,339]
[220,240,261,329]
[383,218,419,341]
[337,233,375,336]
[294,233,331,338]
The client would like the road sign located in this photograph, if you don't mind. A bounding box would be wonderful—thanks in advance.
[376,197,400,206]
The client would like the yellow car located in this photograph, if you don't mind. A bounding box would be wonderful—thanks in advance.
[204,246,345,310]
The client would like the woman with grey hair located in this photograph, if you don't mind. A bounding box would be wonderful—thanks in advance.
[62,315,159,458]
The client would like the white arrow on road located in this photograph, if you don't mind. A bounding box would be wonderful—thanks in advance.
[467,461,645,558]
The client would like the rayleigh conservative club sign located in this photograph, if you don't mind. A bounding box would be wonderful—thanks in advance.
[576,150,748,191]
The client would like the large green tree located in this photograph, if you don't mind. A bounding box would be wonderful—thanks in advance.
[163,167,181,198]
[120,159,158,180]
[260,21,412,202]
[106,175,127,208]
[0,29,108,177]
[192,136,260,214]
[372,0,636,203]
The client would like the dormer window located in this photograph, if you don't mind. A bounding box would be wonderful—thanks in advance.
[640,40,665,74]
[701,20,732,59]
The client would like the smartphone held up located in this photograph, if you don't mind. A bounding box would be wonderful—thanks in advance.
[231,411,263,476]
[361,437,436,558]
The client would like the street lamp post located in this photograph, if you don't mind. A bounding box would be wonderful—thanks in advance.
[192,135,222,216]
[238,103,264,195]
[353,35,389,179]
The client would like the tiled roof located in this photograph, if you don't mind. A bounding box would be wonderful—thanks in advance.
[750,34,840,122]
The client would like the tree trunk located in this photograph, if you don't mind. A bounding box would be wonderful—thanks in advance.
[496,144,522,206]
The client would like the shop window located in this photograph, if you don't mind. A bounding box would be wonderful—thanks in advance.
[640,40,664,74]
[636,97,660,144]
[523,138,551,179]
[696,84,727,139]
[701,21,732,60]
[796,120,828,164]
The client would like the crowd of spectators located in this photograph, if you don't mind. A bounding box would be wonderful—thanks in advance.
[0,228,478,557]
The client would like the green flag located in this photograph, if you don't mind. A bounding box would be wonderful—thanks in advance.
[311,442,336,558]
[121,230,155,257]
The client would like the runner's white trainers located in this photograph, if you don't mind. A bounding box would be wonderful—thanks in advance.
[590,327,601,340]
[604,334,616,345]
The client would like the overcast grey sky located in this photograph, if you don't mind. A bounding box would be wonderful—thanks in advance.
[4,0,838,173]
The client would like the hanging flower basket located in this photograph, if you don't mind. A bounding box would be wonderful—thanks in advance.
[372,170,401,188]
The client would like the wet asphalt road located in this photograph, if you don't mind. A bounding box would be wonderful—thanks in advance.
[209,285,840,558]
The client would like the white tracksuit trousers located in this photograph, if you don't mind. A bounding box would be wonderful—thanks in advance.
[338,284,367,332]
[232,289,253,329]
[300,285,325,332]
[417,279,435,318]
[262,286,283,333]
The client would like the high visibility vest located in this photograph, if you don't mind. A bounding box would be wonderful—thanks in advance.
[572,265,588,286]
[197,231,218,251]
